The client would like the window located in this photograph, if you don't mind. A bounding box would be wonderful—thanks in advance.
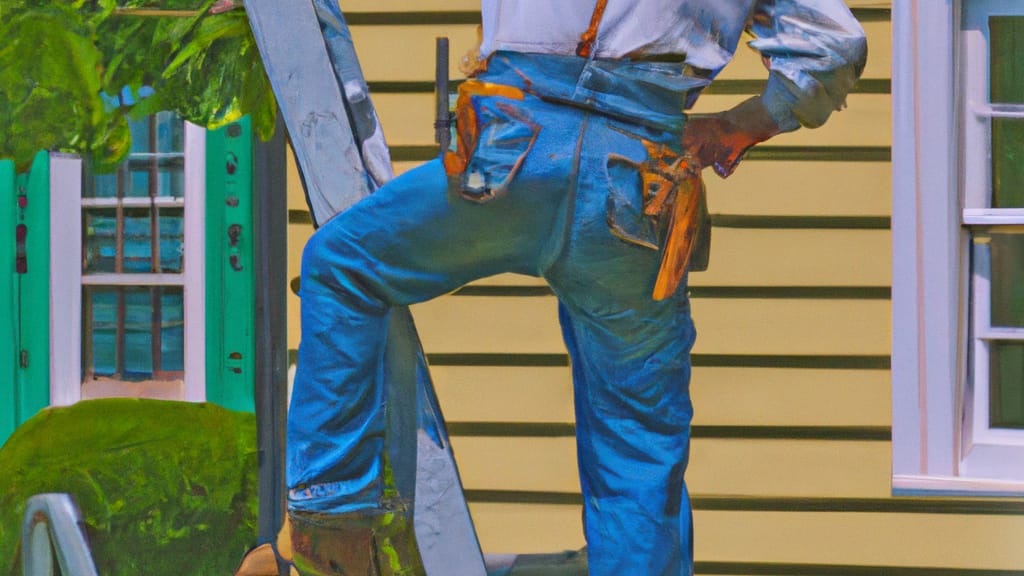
[68,113,206,402]
[959,6,1024,481]
[892,0,1024,493]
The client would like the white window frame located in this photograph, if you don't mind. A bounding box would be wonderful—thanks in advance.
[49,121,206,405]
[893,0,1024,494]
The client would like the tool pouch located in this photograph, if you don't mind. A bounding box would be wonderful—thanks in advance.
[444,81,541,203]
[605,140,710,300]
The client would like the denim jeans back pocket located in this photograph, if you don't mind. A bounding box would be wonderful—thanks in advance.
[458,97,541,203]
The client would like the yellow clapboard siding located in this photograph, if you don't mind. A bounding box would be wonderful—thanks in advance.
[690,367,891,426]
[286,148,307,211]
[391,161,893,218]
[351,21,890,82]
[450,437,891,498]
[706,161,891,218]
[372,93,889,147]
[696,299,890,355]
[287,223,314,349]
[688,440,891,498]
[696,510,1024,570]
[469,503,586,554]
[432,366,891,427]
[431,365,576,423]
[350,25,482,82]
[411,296,890,355]
[692,228,891,287]
[470,504,1024,569]
[342,0,888,12]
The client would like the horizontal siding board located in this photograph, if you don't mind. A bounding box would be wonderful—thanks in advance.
[691,367,891,427]
[349,24,481,81]
[432,366,891,426]
[692,228,891,287]
[706,161,891,218]
[692,298,891,355]
[467,504,1024,568]
[449,436,891,498]
[432,365,576,423]
[372,93,889,147]
[468,502,586,554]
[696,510,1024,570]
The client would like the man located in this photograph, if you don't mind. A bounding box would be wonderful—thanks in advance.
[286,1,866,574]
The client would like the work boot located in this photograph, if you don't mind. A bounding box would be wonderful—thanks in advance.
[286,507,426,576]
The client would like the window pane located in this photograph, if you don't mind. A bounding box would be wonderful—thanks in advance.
[990,17,1024,105]
[159,208,185,273]
[83,208,118,273]
[92,172,118,198]
[89,288,118,377]
[155,111,185,153]
[161,289,185,372]
[123,208,155,273]
[85,286,184,381]
[991,119,1024,208]
[990,17,1024,208]
[991,233,1024,328]
[124,289,154,378]
[126,158,184,198]
[991,341,1024,429]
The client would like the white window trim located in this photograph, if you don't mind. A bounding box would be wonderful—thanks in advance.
[50,154,83,407]
[892,0,1024,494]
[50,121,207,405]
[183,122,206,402]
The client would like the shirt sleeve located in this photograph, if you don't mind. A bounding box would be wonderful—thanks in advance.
[747,0,868,131]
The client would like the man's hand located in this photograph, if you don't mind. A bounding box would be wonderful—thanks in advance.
[682,96,785,178]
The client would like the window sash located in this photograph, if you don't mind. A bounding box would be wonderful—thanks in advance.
[957,0,1024,483]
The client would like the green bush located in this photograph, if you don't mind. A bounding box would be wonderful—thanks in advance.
[0,398,258,574]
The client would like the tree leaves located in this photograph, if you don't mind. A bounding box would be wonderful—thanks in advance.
[0,0,275,172]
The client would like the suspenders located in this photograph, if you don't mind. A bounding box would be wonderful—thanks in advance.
[576,0,609,57]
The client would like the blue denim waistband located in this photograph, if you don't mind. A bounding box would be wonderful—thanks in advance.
[478,51,709,133]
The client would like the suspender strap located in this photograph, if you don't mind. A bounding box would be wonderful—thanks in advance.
[575,0,609,57]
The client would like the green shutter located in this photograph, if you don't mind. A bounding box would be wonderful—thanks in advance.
[18,151,51,422]
[206,118,256,412]
[1,151,51,443]
[0,159,16,441]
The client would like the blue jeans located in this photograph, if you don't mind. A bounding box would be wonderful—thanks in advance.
[289,56,698,576]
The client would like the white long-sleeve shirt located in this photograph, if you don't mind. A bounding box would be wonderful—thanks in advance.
[478,0,868,131]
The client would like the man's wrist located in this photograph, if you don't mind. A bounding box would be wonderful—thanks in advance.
[722,96,785,147]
